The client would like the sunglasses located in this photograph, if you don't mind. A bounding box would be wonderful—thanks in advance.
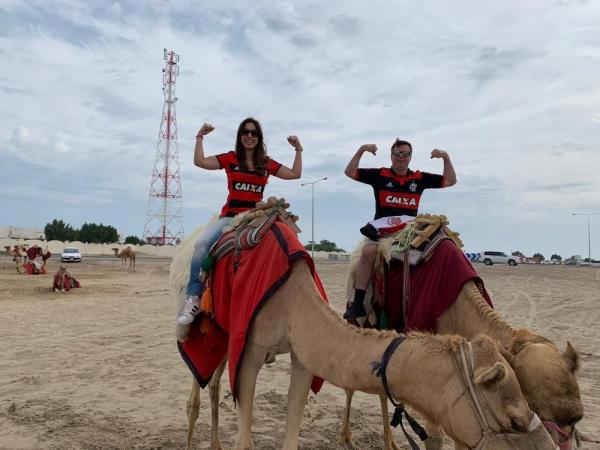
[391,150,412,157]
[241,128,259,137]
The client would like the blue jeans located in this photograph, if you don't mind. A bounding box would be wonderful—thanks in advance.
[186,216,233,296]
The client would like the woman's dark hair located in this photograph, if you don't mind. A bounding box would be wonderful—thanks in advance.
[391,138,412,151]
[235,117,268,174]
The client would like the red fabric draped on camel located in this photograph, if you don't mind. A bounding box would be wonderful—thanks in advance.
[178,220,328,400]
[384,239,492,332]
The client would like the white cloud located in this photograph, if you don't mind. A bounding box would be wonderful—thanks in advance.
[1,0,599,257]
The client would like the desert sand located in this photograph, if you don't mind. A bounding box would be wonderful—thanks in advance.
[1,255,599,450]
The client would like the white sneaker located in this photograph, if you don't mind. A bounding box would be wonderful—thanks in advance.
[178,296,200,325]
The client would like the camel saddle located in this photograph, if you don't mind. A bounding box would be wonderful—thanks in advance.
[383,214,463,266]
[348,215,489,332]
[210,197,301,269]
[178,217,328,400]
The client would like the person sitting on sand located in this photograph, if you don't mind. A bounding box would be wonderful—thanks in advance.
[53,264,81,292]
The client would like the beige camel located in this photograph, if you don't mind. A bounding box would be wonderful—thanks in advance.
[177,259,557,450]
[112,246,136,271]
[4,245,27,273]
[341,278,583,450]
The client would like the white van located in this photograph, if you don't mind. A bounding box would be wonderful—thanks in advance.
[480,251,518,266]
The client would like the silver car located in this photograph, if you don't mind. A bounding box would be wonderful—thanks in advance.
[61,247,82,263]
[480,251,518,266]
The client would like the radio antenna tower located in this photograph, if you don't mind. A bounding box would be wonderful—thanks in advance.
[143,48,184,245]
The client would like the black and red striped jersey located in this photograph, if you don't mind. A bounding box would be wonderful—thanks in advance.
[356,167,445,219]
[216,151,282,217]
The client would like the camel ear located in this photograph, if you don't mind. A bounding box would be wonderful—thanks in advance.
[475,362,507,387]
[563,341,580,373]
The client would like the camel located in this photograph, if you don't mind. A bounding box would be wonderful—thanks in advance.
[340,245,583,450]
[112,246,136,271]
[172,244,557,450]
[4,245,27,273]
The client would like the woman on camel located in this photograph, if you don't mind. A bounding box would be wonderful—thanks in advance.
[178,117,304,325]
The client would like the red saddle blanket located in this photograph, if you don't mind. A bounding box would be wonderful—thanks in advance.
[384,239,492,332]
[24,261,47,275]
[178,221,328,400]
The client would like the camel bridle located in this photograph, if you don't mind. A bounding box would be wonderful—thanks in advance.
[373,337,554,450]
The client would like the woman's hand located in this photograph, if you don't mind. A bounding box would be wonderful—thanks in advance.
[198,123,215,137]
[287,135,303,151]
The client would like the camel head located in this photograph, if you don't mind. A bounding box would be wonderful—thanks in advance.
[111,248,119,256]
[504,329,582,449]
[393,334,557,450]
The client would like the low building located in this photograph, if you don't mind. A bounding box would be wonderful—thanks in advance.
[0,226,45,240]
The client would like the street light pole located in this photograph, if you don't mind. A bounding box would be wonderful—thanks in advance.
[300,177,327,258]
[572,212,600,264]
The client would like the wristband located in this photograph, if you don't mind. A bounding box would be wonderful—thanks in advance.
[295,146,303,152]
[196,134,204,139]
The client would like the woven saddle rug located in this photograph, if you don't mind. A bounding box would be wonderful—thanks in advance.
[346,214,492,332]
[178,216,328,401]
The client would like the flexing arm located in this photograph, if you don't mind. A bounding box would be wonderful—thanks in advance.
[274,135,303,180]
[193,123,221,170]
[345,144,377,180]
[431,149,457,187]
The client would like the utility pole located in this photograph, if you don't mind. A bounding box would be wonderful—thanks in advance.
[300,177,327,257]
[572,212,600,264]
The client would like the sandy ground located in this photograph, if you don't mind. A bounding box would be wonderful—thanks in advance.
[0,255,599,450]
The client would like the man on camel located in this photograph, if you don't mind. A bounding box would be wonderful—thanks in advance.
[343,138,457,320]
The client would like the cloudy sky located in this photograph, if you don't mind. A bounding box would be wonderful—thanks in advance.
[1,0,599,259]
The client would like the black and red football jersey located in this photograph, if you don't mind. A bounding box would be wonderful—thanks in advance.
[356,167,445,219]
[216,151,282,217]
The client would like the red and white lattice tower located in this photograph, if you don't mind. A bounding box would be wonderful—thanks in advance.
[143,48,184,245]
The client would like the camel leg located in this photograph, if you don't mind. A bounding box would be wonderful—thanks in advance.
[209,357,226,450]
[233,344,267,450]
[339,389,354,447]
[379,393,402,450]
[185,377,201,450]
[281,352,313,450]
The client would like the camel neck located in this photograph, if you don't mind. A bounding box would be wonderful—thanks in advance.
[285,264,456,408]
[440,281,517,347]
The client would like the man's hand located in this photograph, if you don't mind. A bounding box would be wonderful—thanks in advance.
[359,144,377,155]
[430,149,448,159]
[287,135,302,151]
[198,123,215,136]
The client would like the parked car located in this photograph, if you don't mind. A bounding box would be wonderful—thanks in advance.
[61,247,82,263]
[480,251,518,266]
[541,259,561,265]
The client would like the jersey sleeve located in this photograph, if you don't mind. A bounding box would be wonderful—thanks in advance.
[356,168,380,185]
[421,172,445,189]
[268,158,282,176]
[215,151,235,170]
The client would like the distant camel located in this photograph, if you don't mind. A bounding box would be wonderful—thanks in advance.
[112,246,136,271]
[4,245,27,273]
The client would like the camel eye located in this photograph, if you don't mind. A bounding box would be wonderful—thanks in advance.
[511,418,527,433]
[568,415,583,426]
